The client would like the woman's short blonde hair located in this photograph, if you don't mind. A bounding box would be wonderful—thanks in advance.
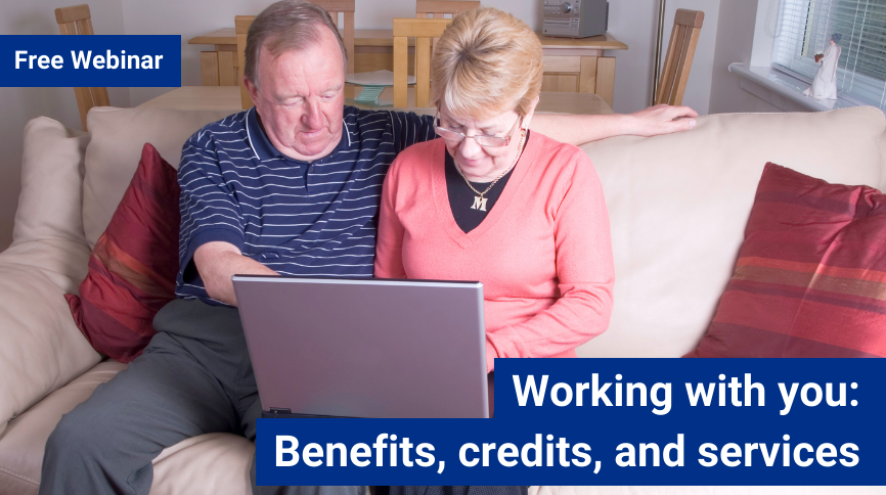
[431,7,544,119]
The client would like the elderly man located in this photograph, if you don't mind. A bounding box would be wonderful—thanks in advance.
[40,1,696,494]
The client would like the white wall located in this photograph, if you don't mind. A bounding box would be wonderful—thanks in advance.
[708,0,782,113]
[0,0,128,250]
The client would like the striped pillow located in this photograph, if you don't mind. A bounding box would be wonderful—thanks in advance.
[686,163,886,358]
[65,143,179,362]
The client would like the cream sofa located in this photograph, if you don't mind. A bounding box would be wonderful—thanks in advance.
[0,105,885,495]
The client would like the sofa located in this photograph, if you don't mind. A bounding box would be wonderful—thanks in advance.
[0,103,885,495]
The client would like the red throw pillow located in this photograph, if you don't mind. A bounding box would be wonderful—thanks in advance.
[66,143,179,362]
[686,163,886,358]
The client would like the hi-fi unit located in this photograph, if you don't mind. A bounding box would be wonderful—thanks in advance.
[542,0,609,38]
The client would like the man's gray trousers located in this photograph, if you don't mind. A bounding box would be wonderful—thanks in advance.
[39,298,362,495]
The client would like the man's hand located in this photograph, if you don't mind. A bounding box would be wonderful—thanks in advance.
[193,241,278,306]
[530,104,699,146]
[622,104,698,136]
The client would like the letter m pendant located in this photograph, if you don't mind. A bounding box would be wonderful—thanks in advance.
[471,196,488,212]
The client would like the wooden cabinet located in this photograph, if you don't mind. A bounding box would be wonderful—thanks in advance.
[189,29,627,106]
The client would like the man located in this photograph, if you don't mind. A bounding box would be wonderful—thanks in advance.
[40,2,697,494]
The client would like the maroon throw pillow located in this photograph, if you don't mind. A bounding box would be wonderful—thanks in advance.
[686,163,886,358]
[66,143,180,362]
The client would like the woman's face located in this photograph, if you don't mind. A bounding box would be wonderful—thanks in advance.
[437,105,528,182]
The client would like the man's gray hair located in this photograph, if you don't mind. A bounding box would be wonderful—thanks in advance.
[244,0,347,89]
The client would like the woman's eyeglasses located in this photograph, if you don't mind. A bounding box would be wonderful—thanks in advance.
[434,113,523,148]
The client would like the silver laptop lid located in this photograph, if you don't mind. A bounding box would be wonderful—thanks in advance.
[233,275,488,418]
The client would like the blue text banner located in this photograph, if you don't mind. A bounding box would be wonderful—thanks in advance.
[3,35,180,87]
[256,358,886,486]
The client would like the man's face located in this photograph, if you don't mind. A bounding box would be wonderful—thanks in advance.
[246,26,345,161]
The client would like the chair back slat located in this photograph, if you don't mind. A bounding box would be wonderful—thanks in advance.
[654,9,704,106]
[236,15,254,110]
[393,18,452,108]
[56,4,108,130]
[414,2,476,97]
[55,4,91,24]
[311,0,355,76]
[415,0,479,18]
[75,18,94,35]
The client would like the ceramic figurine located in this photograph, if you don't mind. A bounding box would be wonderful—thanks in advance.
[804,33,842,100]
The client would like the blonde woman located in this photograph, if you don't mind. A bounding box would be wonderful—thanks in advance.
[375,7,614,374]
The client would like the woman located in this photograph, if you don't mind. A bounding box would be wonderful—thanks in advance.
[374,7,614,373]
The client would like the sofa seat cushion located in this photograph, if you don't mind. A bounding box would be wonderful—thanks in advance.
[0,360,254,495]
[580,107,886,358]
[0,361,124,495]
[151,433,253,495]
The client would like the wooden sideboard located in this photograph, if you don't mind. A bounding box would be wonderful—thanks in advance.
[189,29,627,106]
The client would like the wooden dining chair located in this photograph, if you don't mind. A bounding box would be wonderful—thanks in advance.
[55,4,110,131]
[654,9,704,106]
[393,18,452,108]
[414,0,477,95]
[236,15,255,110]
[236,0,356,110]
[415,0,480,19]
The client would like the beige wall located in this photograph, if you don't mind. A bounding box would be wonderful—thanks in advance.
[708,0,781,114]
[0,0,129,251]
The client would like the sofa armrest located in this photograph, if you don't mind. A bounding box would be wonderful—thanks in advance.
[0,243,100,436]
[879,129,886,192]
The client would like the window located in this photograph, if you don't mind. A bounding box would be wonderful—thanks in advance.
[772,0,886,109]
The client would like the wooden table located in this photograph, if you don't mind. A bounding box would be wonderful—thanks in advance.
[138,86,614,115]
[188,29,627,106]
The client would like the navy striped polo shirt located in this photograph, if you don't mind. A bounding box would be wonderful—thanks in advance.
[176,106,435,305]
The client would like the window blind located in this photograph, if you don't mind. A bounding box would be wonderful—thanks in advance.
[772,0,886,109]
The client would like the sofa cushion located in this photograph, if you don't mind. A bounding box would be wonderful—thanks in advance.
[83,106,235,247]
[0,260,101,437]
[12,117,89,246]
[0,359,250,495]
[0,117,100,437]
[0,357,252,495]
[67,144,180,363]
[0,361,124,494]
[8,117,92,288]
[687,163,886,358]
[880,129,886,192]
[580,106,886,358]
[152,433,253,495]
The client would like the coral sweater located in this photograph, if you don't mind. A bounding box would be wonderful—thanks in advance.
[374,133,614,372]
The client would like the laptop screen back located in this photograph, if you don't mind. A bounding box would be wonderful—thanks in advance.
[233,276,488,418]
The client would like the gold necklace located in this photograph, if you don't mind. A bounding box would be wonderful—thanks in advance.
[453,128,526,212]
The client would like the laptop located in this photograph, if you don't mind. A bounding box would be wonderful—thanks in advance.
[232,275,489,418]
